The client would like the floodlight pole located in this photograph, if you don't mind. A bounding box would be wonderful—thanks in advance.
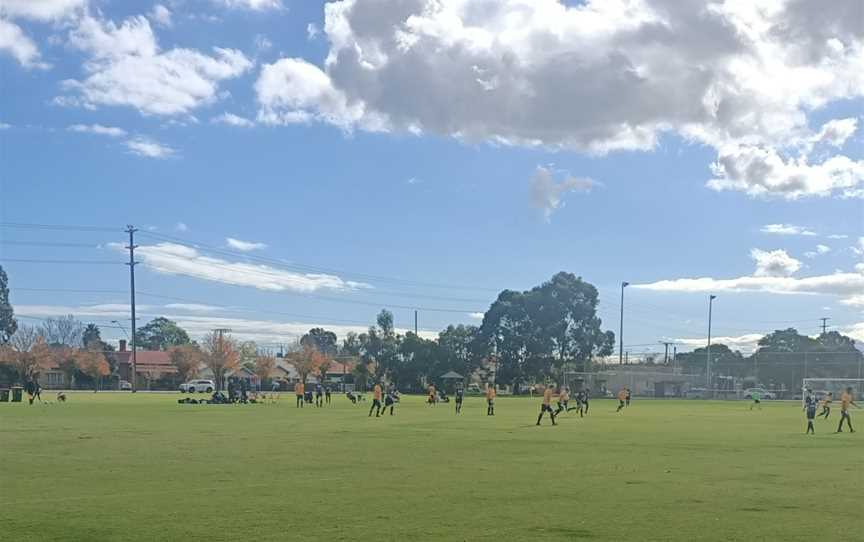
[619,281,629,365]
[125,225,138,393]
[706,295,716,395]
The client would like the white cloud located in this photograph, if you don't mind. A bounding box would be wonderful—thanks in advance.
[61,15,252,116]
[226,237,267,252]
[0,122,10,129]
[0,0,87,21]
[125,136,175,159]
[530,166,598,221]
[306,23,319,40]
[211,112,254,127]
[707,143,864,199]
[827,234,849,240]
[804,244,831,259]
[175,222,189,232]
[841,322,864,344]
[163,303,221,313]
[852,238,864,257]
[751,248,801,277]
[254,34,272,52]
[675,333,766,353]
[217,0,283,10]
[0,19,49,69]
[760,224,817,236]
[110,242,368,293]
[149,4,173,28]
[67,123,127,137]
[812,118,858,148]
[252,0,864,198]
[468,312,484,320]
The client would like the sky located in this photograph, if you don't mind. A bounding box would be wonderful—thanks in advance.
[1,0,863,356]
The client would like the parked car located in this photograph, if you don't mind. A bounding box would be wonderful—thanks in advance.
[179,379,215,393]
[119,380,132,391]
[743,388,775,400]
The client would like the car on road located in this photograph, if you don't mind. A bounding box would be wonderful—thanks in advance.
[179,379,215,393]
[119,380,132,391]
[743,388,775,400]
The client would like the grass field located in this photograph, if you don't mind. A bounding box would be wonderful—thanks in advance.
[1,393,862,541]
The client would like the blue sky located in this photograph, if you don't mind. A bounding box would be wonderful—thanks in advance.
[1,0,863,355]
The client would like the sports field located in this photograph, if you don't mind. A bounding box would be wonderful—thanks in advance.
[1,393,861,541]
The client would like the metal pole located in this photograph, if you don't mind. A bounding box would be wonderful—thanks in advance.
[619,281,628,365]
[125,226,138,392]
[707,295,716,394]
[414,310,418,335]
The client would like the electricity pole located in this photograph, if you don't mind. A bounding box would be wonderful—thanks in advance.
[661,341,674,364]
[414,310,418,335]
[619,281,629,365]
[707,295,716,394]
[125,225,138,392]
[819,317,830,335]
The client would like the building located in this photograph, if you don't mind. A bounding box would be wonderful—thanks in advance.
[116,340,177,389]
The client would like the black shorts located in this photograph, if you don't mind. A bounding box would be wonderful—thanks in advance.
[541,404,554,413]
[487,399,494,405]
[754,399,761,404]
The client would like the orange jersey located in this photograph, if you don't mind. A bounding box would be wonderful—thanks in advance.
[559,391,569,402]
[428,386,436,397]
[373,385,382,400]
[486,387,496,400]
[618,390,627,401]
[294,382,304,394]
[543,388,553,405]
[841,392,853,411]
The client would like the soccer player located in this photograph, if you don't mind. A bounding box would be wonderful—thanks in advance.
[315,383,323,407]
[582,388,591,416]
[804,389,817,434]
[485,384,496,416]
[537,385,558,426]
[455,386,464,414]
[616,388,627,412]
[294,381,304,408]
[555,387,571,416]
[625,388,632,407]
[749,389,762,410]
[383,389,399,416]
[325,386,332,405]
[836,387,858,433]
[369,383,383,417]
[427,384,436,406]
[818,393,832,419]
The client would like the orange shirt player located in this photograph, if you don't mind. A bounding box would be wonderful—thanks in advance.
[486,384,496,416]
[536,386,558,426]
[428,385,436,406]
[294,381,305,408]
[616,389,627,412]
[369,384,383,417]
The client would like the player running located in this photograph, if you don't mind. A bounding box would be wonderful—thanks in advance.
[555,387,571,416]
[836,387,858,433]
[294,381,305,408]
[485,384,496,416]
[582,388,591,415]
[804,389,817,434]
[749,389,762,410]
[616,388,627,412]
[369,383,383,417]
[383,389,399,416]
[455,386,464,414]
[625,388,632,407]
[537,385,558,426]
[818,393,832,419]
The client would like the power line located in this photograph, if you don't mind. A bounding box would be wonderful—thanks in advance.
[0,222,121,232]
[0,240,103,248]
[0,258,125,265]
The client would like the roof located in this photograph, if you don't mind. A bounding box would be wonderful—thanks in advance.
[116,350,176,374]
[440,371,464,379]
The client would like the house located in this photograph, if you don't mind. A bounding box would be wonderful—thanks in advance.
[116,340,177,389]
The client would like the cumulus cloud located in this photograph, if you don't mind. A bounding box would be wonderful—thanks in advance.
[530,166,598,221]
[250,0,864,198]
[108,242,368,293]
[468,312,484,320]
[148,4,172,28]
[306,23,320,40]
[125,137,175,159]
[760,224,817,236]
[226,237,267,251]
[812,118,858,148]
[218,0,283,10]
[67,123,127,137]
[804,244,831,259]
[0,0,87,21]
[60,15,252,116]
[751,248,801,277]
[211,112,255,127]
[675,333,766,353]
[0,19,49,69]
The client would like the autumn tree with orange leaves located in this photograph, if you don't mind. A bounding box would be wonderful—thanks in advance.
[253,352,276,389]
[201,332,239,391]
[0,324,55,384]
[74,344,110,391]
[287,343,327,384]
[168,344,203,383]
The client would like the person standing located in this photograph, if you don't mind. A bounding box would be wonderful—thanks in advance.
[427,384,436,406]
[749,389,762,411]
[294,381,304,408]
[325,386,332,405]
[804,389,817,434]
[369,383,383,417]
[455,386,464,415]
[836,387,858,433]
[625,388,632,407]
[582,388,591,416]
[383,389,399,416]
[315,383,323,407]
[537,385,558,426]
[485,384,496,416]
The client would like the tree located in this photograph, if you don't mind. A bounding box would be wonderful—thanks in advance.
[0,265,17,344]
[438,325,480,380]
[39,315,84,347]
[0,325,54,384]
[287,343,325,384]
[168,344,203,383]
[314,351,333,385]
[74,345,110,391]
[301,328,338,356]
[135,317,191,351]
[253,352,277,389]
[200,332,239,391]
[81,323,117,373]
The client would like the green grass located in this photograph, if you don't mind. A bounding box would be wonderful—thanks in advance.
[1,393,862,541]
